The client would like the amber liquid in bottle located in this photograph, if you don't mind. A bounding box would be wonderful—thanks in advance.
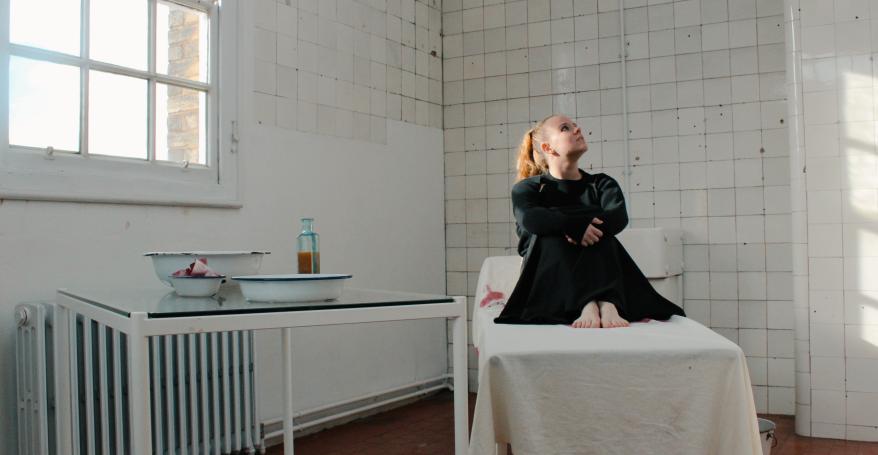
[297,218,320,273]
[297,251,320,274]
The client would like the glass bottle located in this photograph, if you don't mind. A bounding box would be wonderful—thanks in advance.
[296,217,320,273]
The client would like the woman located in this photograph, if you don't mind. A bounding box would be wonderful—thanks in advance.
[495,114,685,328]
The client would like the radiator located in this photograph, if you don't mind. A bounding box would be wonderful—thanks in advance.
[16,304,52,455]
[16,303,264,455]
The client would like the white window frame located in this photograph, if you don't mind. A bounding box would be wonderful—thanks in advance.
[0,0,240,207]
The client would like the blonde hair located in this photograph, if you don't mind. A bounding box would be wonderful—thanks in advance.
[516,115,557,181]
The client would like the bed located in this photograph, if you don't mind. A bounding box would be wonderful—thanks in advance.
[469,256,762,455]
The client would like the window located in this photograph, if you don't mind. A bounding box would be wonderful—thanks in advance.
[0,0,239,207]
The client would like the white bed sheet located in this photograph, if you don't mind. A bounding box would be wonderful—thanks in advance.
[469,256,762,455]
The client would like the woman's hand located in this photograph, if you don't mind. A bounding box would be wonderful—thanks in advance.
[565,218,604,246]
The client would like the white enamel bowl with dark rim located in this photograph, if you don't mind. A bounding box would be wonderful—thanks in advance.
[144,251,270,287]
[232,274,353,302]
[167,275,226,297]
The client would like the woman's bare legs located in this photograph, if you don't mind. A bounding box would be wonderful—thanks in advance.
[572,301,601,328]
[598,301,629,328]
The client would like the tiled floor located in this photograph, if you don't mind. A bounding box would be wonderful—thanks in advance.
[268,391,878,454]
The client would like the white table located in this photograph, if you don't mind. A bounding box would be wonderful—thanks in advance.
[52,287,468,455]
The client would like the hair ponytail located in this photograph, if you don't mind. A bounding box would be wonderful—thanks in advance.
[515,115,555,181]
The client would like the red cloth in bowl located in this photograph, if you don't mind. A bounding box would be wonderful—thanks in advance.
[171,258,223,277]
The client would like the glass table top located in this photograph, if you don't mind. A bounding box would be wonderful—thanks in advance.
[58,286,454,319]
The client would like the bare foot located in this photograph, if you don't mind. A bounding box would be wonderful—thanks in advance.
[598,301,630,328]
[572,301,601,328]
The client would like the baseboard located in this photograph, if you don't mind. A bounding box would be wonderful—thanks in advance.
[261,377,451,447]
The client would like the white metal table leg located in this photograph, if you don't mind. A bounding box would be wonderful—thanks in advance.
[495,443,508,455]
[452,296,469,455]
[128,318,153,455]
[283,327,295,455]
[53,305,73,453]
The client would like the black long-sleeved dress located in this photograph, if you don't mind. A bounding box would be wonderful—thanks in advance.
[494,170,685,325]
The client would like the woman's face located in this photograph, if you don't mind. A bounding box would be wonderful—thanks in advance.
[540,115,588,159]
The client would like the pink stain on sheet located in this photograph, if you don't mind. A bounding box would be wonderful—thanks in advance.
[480,285,505,308]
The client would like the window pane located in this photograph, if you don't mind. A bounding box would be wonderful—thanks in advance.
[10,0,80,55]
[156,2,209,82]
[90,0,148,70]
[156,84,206,165]
[9,57,80,151]
[88,71,147,159]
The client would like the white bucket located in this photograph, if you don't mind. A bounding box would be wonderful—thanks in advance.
[759,418,777,455]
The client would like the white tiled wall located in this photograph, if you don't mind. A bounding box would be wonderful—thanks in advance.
[258,0,878,434]
[252,0,444,143]
[443,0,795,412]
[786,0,878,441]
